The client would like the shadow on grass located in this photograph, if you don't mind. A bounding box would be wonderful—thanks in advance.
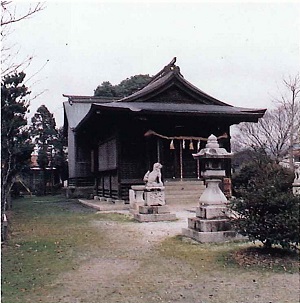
[158,235,299,274]
[222,246,299,273]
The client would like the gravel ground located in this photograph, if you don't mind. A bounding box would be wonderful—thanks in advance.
[41,201,299,303]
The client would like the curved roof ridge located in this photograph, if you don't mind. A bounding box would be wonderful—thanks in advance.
[118,58,231,106]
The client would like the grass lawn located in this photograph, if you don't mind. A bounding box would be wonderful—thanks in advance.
[1,195,299,303]
[1,195,130,303]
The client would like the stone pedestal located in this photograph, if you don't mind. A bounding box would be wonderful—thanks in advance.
[182,179,242,243]
[129,185,145,211]
[144,187,166,206]
[134,188,176,222]
[134,205,177,222]
[199,179,227,205]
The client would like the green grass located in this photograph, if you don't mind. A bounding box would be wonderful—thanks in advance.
[1,195,130,303]
[95,212,134,222]
[158,236,245,270]
[158,235,299,274]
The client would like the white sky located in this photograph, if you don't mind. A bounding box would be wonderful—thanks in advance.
[7,0,300,126]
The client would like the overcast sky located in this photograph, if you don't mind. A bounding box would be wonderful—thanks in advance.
[8,0,300,126]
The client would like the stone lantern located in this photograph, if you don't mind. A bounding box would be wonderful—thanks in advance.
[182,134,241,242]
[293,163,300,196]
[195,134,231,206]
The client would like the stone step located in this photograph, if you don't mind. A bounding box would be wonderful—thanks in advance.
[165,190,204,195]
[165,195,201,201]
[164,180,206,204]
[165,180,204,187]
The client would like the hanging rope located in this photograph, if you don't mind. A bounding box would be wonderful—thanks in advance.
[144,129,228,141]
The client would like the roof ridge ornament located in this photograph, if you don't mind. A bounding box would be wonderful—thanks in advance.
[148,57,182,84]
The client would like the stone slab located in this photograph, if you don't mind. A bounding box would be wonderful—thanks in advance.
[196,205,229,219]
[114,199,125,204]
[78,199,130,211]
[182,228,245,243]
[139,205,170,214]
[134,213,177,222]
[130,201,144,211]
[188,217,231,232]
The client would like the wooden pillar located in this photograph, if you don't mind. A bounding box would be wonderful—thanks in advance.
[157,138,161,163]
[180,140,183,179]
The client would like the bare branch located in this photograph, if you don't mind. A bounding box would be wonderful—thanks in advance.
[233,74,300,166]
[1,1,45,77]
[1,1,45,27]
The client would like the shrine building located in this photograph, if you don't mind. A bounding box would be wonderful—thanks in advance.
[63,58,266,200]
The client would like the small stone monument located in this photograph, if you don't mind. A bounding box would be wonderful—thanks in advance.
[134,163,176,222]
[129,185,145,211]
[182,134,241,242]
[292,162,300,196]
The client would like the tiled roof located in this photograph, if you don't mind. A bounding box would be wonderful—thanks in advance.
[118,59,229,106]
[64,58,266,129]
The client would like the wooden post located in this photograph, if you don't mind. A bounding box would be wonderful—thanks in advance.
[180,140,183,179]
[157,138,160,163]
[197,159,200,179]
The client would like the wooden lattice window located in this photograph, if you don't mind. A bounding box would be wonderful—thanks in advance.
[98,138,117,171]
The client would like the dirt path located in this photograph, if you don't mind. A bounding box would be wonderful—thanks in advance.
[39,204,299,303]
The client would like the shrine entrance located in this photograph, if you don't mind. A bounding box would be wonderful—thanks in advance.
[161,138,201,180]
[146,134,203,180]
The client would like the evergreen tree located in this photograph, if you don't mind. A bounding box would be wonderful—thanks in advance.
[230,155,299,250]
[31,105,58,194]
[52,127,68,183]
[1,72,34,210]
[94,74,152,98]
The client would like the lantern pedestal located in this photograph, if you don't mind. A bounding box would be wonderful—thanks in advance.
[182,179,242,242]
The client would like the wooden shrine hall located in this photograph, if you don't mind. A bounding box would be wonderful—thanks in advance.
[63,58,266,200]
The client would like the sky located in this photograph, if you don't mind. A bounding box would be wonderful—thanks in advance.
[5,0,300,127]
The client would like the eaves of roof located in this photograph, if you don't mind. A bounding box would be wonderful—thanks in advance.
[90,101,266,116]
[74,101,266,131]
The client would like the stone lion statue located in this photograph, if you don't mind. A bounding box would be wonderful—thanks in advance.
[143,162,164,188]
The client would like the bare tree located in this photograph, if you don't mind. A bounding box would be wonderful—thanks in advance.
[233,75,300,167]
[1,1,45,77]
[275,74,300,168]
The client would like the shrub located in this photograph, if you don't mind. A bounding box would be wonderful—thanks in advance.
[230,157,299,250]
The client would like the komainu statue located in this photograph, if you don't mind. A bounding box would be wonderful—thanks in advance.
[143,163,164,188]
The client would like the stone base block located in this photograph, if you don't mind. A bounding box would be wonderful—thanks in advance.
[78,199,130,211]
[182,228,244,243]
[196,205,228,219]
[134,213,177,222]
[292,183,300,196]
[130,201,144,212]
[139,205,170,214]
[144,190,166,206]
[114,199,125,204]
[187,217,231,232]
